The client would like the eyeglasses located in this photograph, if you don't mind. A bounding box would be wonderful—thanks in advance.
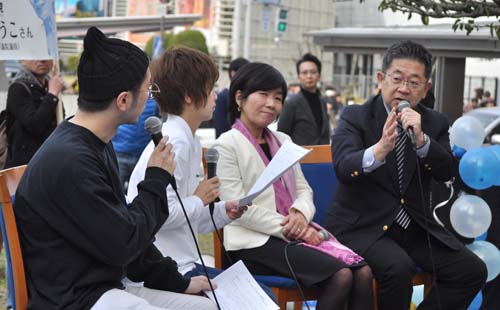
[147,83,160,99]
[299,69,319,76]
[384,72,425,90]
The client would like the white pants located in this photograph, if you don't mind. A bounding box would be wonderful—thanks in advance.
[91,286,217,310]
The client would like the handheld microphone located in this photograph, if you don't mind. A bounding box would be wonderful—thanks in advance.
[144,116,163,145]
[319,229,330,241]
[144,116,176,190]
[204,148,219,216]
[397,100,417,148]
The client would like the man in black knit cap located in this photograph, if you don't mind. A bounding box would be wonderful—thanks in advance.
[14,27,217,310]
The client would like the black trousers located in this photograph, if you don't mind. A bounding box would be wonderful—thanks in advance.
[363,221,487,310]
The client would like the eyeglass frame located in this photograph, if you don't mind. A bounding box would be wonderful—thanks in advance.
[147,82,161,99]
[384,72,427,90]
[299,69,319,76]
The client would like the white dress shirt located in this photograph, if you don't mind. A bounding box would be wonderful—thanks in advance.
[127,114,231,275]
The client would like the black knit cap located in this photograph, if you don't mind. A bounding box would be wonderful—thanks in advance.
[78,26,149,102]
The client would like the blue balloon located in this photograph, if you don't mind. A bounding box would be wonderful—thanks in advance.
[489,145,500,186]
[469,291,482,310]
[452,145,467,159]
[412,285,424,306]
[467,241,500,282]
[459,147,500,190]
[476,231,488,241]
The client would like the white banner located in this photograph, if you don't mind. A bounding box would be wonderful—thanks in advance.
[0,0,58,60]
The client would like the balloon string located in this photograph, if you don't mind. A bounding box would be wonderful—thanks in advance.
[433,178,455,227]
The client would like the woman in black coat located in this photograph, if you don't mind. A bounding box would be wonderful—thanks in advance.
[5,60,64,168]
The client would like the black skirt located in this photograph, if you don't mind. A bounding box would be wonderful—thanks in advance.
[229,236,366,287]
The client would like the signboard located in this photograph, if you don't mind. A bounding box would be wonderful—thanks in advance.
[0,0,58,60]
[55,0,106,18]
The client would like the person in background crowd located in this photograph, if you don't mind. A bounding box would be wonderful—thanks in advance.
[480,90,494,107]
[14,27,217,310]
[278,53,331,145]
[214,62,373,310]
[464,97,479,113]
[213,57,249,138]
[5,59,64,168]
[326,40,486,310]
[112,97,160,192]
[474,87,484,103]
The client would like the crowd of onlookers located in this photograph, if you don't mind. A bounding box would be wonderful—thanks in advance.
[464,88,497,113]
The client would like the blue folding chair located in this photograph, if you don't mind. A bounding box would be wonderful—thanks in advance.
[212,145,331,310]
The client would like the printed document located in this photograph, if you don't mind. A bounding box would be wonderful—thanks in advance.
[204,260,279,310]
[238,140,311,207]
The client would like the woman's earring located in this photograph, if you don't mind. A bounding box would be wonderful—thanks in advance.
[237,105,241,112]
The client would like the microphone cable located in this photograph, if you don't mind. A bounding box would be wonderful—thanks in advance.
[284,241,311,310]
[171,183,222,310]
[414,154,442,310]
[208,207,234,267]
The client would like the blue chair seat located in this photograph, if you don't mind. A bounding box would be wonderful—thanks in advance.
[253,275,297,288]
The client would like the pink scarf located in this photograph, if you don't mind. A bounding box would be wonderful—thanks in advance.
[233,120,363,265]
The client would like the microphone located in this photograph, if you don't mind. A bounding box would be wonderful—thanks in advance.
[319,229,330,241]
[288,229,330,246]
[144,116,176,190]
[397,100,416,148]
[144,116,163,146]
[204,148,219,216]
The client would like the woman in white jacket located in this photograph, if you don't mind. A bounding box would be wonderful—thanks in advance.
[213,62,373,310]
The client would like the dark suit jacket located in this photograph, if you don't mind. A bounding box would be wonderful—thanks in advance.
[278,91,330,145]
[213,88,231,138]
[325,94,462,255]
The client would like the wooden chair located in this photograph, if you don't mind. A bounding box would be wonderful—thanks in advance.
[0,165,28,310]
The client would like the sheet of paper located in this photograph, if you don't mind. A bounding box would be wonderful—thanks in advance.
[238,140,311,207]
[204,260,279,310]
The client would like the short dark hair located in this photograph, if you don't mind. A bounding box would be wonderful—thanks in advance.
[228,62,287,124]
[151,47,219,115]
[77,78,143,112]
[296,53,321,75]
[382,40,432,79]
[228,57,250,79]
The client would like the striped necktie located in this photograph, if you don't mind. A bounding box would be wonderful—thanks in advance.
[394,125,411,229]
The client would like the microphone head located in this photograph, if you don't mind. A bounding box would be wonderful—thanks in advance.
[319,230,330,241]
[144,116,163,135]
[204,148,219,164]
[397,100,411,113]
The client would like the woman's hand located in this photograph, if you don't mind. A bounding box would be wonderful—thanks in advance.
[184,276,217,295]
[280,209,308,240]
[194,176,220,205]
[225,200,247,220]
[301,227,323,246]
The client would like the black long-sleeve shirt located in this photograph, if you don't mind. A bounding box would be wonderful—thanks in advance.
[15,121,189,309]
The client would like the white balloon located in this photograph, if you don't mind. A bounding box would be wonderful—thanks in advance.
[467,241,500,282]
[450,194,492,238]
[449,116,486,151]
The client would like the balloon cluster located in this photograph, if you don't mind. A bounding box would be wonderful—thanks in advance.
[449,116,500,285]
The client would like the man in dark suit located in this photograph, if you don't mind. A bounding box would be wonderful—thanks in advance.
[213,57,249,138]
[325,41,486,310]
[278,53,330,145]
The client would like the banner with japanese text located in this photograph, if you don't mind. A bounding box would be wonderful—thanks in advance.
[0,0,58,60]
